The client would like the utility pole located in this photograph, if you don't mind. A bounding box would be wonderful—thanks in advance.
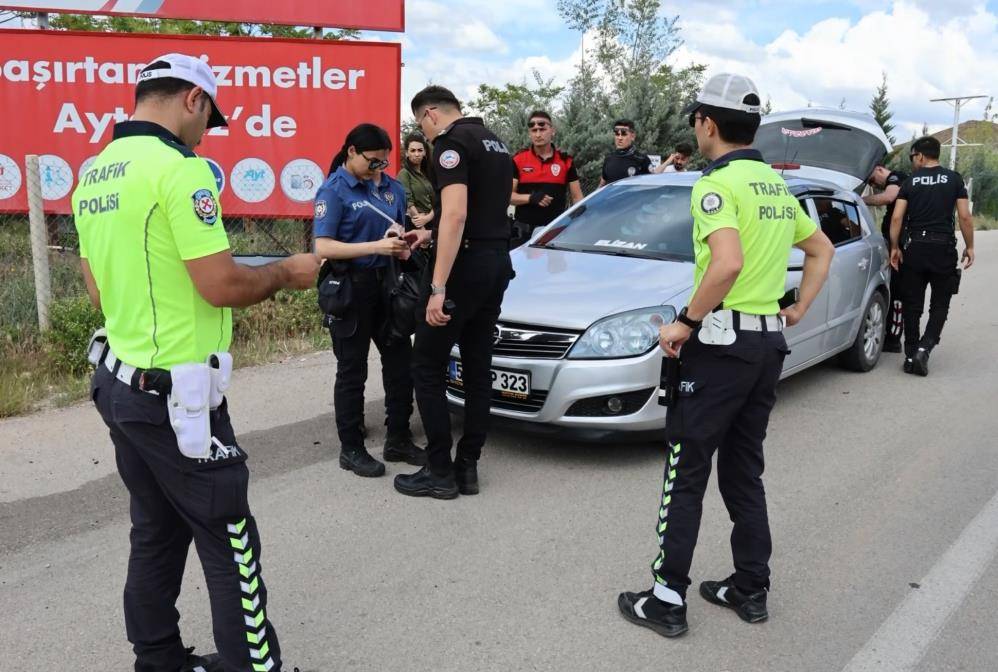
[929,95,988,169]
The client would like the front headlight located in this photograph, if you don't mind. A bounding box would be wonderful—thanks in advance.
[568,306,677,359]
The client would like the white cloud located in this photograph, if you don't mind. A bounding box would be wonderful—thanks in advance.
[669,1,998,140]
[406,0,508,54]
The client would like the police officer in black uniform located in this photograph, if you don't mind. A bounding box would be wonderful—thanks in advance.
[890,136,975,376]
[394,85,514,499]
[864,162,908,351]
[598,119,652,187]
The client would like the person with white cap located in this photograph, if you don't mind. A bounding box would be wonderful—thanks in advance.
[617,73,834,637]
[73,53,319,671]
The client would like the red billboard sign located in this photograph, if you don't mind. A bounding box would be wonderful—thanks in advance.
[0,1,405,32]
[0,29,401,217]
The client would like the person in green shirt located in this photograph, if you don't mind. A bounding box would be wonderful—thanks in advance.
[618,73,834,638]
[396,133,435,229]
[74,53,319,672]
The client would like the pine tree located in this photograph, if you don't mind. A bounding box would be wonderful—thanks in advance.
[870,73,896,145]
[762,97,773,115]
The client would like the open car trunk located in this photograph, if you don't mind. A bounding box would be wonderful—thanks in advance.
[754,108,893,193]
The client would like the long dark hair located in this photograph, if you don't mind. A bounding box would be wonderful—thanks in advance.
[402,133,430,175]
[328,123,393,176]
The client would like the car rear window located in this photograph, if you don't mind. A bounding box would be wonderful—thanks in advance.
[754,119,886,181]
[535,184,695,262]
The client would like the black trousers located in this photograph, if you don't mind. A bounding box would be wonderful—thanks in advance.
[652,330,788,598]
[412,245,513,476]
[91,365,282,672]
[330,270,414,452]
[900,241,958,356]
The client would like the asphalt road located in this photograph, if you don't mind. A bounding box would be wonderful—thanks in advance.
[3,232,998,672]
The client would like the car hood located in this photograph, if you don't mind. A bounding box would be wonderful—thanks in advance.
[501,246,693,330]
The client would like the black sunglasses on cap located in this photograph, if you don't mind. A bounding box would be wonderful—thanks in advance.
[528,121,551,129]
[613,127,632,136]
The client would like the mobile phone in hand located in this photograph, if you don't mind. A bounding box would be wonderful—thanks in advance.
[443,299,456,316]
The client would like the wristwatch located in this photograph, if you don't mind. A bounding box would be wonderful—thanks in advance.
[430,284,446,296]
[676,307,702,329]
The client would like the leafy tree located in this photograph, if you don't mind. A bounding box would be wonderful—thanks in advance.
[870,72,897,145]
[21,12,357,39]
[468,72,564,151]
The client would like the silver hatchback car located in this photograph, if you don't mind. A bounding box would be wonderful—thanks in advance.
[446,109,893,440]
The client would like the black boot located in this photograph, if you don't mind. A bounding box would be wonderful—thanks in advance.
[181,647,223,672]
[617,590,688,638]
[383,432,427,466]
[339,447,386,478]
[453,459,479,495]
[700,577,769,623]
[394,466,459,499]
[911,347,930,376]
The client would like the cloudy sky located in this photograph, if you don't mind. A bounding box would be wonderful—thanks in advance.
[370,0,997,140]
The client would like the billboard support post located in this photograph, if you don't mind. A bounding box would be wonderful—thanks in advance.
[25,154,52,332]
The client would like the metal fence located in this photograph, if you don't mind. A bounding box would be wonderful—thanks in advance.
[0,155,308,338]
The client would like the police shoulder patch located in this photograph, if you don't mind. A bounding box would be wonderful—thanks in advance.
[191,188,218,225]
[439,149,461,170]
[700,192,723,215]
[315,199,327,219]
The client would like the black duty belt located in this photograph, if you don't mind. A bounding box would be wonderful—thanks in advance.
[907,230,956,245]
[428,238,510,251]
[103,351,172,396]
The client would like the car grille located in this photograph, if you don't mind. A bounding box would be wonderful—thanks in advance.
[447,386,548,414]
[491,322,581,359]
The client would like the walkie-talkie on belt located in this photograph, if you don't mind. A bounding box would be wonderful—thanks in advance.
[658,356,680,408]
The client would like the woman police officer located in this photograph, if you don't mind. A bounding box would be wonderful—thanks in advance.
[313,123,427,477]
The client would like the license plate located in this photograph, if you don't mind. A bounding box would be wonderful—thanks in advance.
[448,360,531,399]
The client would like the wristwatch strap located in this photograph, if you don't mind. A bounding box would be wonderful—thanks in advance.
[430,284,446,296]
[677,307,702,329]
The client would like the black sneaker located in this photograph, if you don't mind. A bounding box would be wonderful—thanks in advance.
[453,460,479,495]
[883,339,902,353]
[911,348,929,376]
[617,590,688,638]
[699,578,768,623]
[339,448,386,477]
[181,647,223,672]
[394,466,459,499]
[903,357,914,374]
[383,433,427,466]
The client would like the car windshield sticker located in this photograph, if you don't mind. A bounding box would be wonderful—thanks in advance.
[594,239,648,250]
[781,126,822,138]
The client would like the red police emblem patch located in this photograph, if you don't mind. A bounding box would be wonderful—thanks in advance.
[551,163,561,177]
[191,188,218,225]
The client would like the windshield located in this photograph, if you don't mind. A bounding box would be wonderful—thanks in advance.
[535,184,694,261]
[753,118,886,181]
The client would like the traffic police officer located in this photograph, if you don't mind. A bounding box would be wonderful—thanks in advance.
[864,162,908,351]
[313,123,426,477]
[889,136,975,376]
[509,110,583,247]
[73,54,319,671]
[617,74,834,637]
[395,85,514,499]
[598,119,652,187]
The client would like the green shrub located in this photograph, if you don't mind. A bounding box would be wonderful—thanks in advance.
[44,295,104,376]
[232,288,323,342]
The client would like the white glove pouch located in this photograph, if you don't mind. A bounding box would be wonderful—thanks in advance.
[207,352,233,410]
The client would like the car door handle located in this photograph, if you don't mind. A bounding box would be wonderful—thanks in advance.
[858,258,869,271]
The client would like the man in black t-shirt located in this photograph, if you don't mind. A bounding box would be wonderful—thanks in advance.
[598,119,652,187]
[889,136,975,376]
[865,163,909,351]
[397,85,514,499]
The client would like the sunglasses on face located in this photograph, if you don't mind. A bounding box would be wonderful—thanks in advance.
[361,153,390,171]
[909,153,919,161]
[528,121,550,130]
[613,128,632,137]
[688,113,705,128]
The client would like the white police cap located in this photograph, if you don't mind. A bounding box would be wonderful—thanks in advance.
[138,53,227,128]
[684,73,761,115]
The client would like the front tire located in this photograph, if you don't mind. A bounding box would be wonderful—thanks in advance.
[839,291,886,372]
